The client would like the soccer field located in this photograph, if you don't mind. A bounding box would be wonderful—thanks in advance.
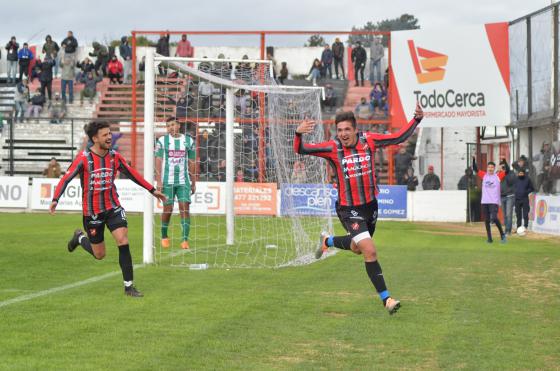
[0,213,558,370]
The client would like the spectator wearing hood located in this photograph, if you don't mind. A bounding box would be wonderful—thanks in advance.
[332,38,345,80]
[42,35,60,77]
[323,84,336,112]
[107,55,123,84]
[17,43,33,81]
[422,165,441,190]
[38,55,56,100]
[156,33,170,75]
[61,31,78,61]
[119,36,133,84]
[89,42,109,76]
[5,36,19,83]
[60,53,76,104]
[175,34,193,58]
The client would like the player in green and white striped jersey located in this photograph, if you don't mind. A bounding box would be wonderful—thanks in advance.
[155,117,196,250]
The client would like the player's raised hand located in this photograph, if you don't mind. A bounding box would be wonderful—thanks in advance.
[153,190,167,204]
[295,119,316,134]
[49,201,57,215]
[414,103,424,120]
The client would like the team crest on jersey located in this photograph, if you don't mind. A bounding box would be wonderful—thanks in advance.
[351,222,360,231]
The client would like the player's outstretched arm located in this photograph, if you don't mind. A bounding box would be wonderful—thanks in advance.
[293,120,333,157]
[370,103,424,147]
[50,153,84,215]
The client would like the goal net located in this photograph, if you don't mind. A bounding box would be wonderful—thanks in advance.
[142,50,333,268]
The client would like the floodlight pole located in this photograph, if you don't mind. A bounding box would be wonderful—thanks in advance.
[143,48,155,264]
[226,88,235,245]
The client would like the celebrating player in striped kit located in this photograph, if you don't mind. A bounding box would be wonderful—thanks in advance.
[49,121,166,297]
[155,117,197,250]
[294,105,423,314]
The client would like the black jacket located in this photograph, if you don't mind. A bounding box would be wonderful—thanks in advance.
[30,94,46,106]
[514,176,534,200]
[5,41,19,61]
[500,171,516,196]
[351,46,367,65]
[156,34,170,56]
[38,59,55,82]
[61,36,78,53]
[332,41,344,59]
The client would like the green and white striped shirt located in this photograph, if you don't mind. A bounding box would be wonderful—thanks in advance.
[155,134,196,185]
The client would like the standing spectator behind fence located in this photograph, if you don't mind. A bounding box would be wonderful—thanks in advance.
[60,31,78,61]
[394,146,415,185]
[175,34,193,58]
[403,167,418,191]
[323,84,336,112]
[332,37,345,80]
[5,36,19,84]
[107,55,123,84]
[499,160,515,235]
[321,44,333,79]
[370,82,387,115]
[198,81,213,110]
[156,33,170,75]
[89,42,109,76]
[533,141,554,194]
[42,35,60,78]
[38,55,55,101]
[79,71,102,105]
[369,36,384,84]
[60,53,76,104]
[14,78,29,123]
[26,89,46,120]
[351,41,367,87]
[306,59,322,86]
[278,62,288,84]
[138,56,146,83]
[17,43,33,81]
[422,165,441,190]
[354,97,371,120]
[119,36,132,83]
[43,157,61,178]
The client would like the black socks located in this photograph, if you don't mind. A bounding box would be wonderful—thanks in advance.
[332,235,353,250]
[118,244,134,285]
[365,261,390,304]
[78,234,95,257]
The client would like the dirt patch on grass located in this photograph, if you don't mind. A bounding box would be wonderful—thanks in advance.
[416,222,558,242]
[324,311,348,318]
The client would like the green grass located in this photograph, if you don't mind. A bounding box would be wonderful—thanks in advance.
[0,213,559,370]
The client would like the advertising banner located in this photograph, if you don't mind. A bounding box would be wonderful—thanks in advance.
[0,176,29,208]
[530,194,560,236]
[234,182,277,216]
[391,23,510,127]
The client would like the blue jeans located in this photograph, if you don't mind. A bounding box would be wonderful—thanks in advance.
[15,101,26,121]
[501,194,514,234]
[61,79,74,103]
[370,59,382,84]
[7,61,17,82]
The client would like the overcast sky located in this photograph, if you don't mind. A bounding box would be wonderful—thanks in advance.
[1,0,554,46]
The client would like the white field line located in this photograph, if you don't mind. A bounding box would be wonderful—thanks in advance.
[0,268,138,309]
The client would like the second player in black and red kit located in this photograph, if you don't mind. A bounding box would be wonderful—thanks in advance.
[49,121,166,297]
[294,105,423,314]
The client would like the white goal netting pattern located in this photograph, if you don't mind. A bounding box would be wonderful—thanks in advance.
[147,56,333,268]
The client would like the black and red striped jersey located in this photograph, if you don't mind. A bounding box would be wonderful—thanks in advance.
[294,117,421,207]
[52,149,155,216]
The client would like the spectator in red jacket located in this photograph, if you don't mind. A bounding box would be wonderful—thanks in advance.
[175,34,193,58]
[107,55,123,84]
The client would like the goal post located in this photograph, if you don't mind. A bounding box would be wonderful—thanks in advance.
[142,51,331,268]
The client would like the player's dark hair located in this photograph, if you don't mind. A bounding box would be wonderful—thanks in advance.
[488,161,496,167]
[335,111,357,129]
[85,121,111,141]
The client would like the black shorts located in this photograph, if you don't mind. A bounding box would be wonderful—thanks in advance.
[336,199,378,242]
[83,207,128,244]
[482,204,499,222]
